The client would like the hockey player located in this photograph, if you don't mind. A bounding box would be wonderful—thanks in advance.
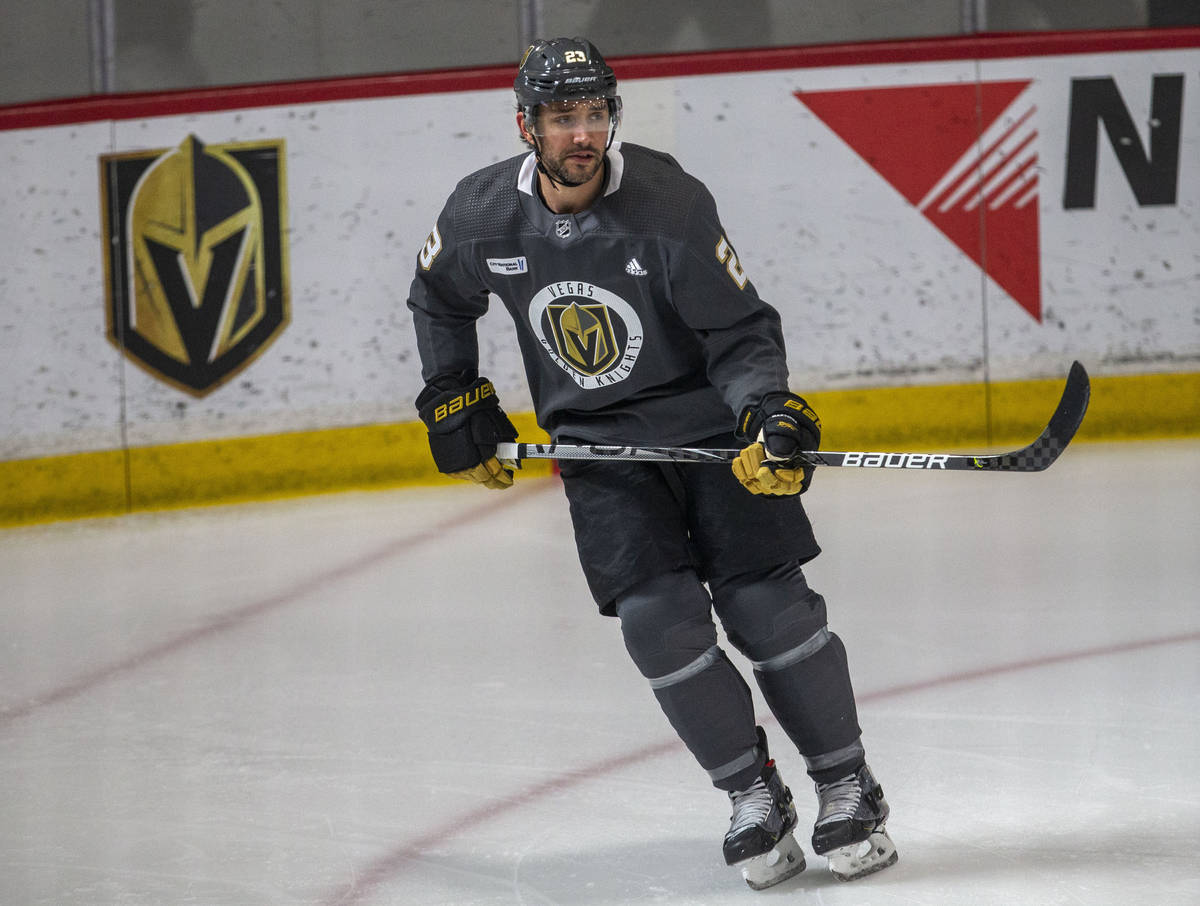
[407,37,897,889]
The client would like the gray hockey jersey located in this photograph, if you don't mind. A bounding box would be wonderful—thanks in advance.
[408,142,791,446]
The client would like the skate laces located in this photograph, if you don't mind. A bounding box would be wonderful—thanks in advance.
[728,778,775,836]
[815,773,862,824]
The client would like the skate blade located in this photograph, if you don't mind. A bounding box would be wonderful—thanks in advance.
[826,828,898,882]
[738,833,806,891]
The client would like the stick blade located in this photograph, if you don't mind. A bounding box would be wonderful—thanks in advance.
[988,360,1091,472]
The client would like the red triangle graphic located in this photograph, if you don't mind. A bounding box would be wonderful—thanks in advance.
[797,81,1041,321]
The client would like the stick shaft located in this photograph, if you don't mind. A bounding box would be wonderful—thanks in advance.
[497,362,1090,475]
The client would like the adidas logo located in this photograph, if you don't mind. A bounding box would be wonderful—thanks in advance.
[625,257,648,276]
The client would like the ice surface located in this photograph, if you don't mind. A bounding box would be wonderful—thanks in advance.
[2,440,1198,905]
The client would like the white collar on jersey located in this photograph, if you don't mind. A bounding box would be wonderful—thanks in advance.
[517,142,625,199]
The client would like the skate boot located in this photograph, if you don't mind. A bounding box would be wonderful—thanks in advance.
[723,755,806,890]
[811,763,898,881]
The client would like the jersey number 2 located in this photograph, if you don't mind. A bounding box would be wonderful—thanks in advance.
[715,235,748,289]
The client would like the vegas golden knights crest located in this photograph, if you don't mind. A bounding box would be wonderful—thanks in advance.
[100,135,290,396]
[528,282,644,390]
[547,302,619,376]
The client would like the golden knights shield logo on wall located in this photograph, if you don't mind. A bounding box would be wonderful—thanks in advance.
[100,135,290,396]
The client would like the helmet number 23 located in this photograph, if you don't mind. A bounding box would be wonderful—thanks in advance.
[563,50,588,63]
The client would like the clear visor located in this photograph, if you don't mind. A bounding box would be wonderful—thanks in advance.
[529,98,619,137]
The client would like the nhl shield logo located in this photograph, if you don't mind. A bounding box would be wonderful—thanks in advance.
[99,135,290,395]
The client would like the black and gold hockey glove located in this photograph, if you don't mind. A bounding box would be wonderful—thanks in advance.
[416,376,518,490]
[731,392,821,496]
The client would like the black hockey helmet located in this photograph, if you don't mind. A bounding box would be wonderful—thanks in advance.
[515,37,622,155]
[515,37,619,108]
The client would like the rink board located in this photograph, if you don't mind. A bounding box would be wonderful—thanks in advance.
[0,29,1197,523]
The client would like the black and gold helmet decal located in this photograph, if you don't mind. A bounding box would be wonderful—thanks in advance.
[100,135,289,396]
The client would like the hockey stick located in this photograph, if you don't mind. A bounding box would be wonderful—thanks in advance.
[497,361,1090,473]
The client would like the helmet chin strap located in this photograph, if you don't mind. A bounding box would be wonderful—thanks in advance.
[523,104,619,198]
[525,111,618,197]
[529,132,567,193]
[519,110,564,193]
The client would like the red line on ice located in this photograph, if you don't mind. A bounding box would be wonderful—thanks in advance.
[0,482,555,729]
[319,627,1200,905]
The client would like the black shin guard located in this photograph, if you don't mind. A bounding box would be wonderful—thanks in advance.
[651,647,764,791]
[712,562,864,773]
[616,570,763,791]
[753,632,863,763]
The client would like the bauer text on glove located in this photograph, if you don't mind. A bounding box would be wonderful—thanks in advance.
[416,377,518,489]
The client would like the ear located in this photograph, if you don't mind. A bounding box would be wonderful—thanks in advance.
[516,110,538,150]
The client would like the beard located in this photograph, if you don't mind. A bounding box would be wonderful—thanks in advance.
[540,144,605,187]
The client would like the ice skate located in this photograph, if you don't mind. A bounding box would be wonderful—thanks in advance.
[723,757,806,890]
[811,763,898,881]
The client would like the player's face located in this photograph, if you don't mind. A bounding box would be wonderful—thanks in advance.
[529,99,611,186]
